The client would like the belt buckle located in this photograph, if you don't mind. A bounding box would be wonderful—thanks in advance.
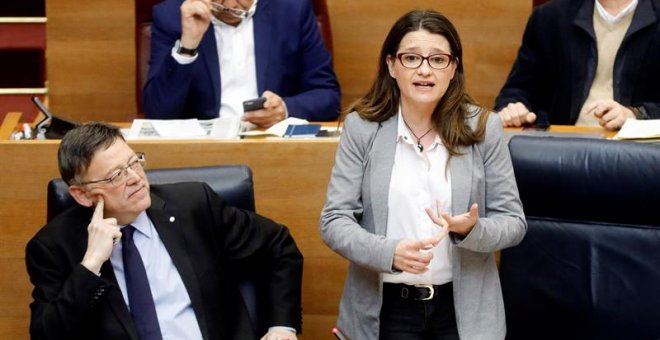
[414,284,435,301]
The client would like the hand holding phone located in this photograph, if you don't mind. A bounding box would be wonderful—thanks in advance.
[242,92,286,128]
[242,97,267,112]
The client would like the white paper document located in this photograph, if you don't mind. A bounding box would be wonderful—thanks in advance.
[239,117,309,138]
[126,117,324,140]
[613,119,660,141]
[127,118,247,140]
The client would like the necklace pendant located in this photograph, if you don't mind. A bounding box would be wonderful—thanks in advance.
[417,142,423,152]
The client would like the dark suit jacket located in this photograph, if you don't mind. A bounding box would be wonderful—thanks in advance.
[495,0,660,125]
[26,182,303,340]
[143,0,341,121]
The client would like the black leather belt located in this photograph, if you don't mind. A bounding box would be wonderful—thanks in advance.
[383,282,452,301]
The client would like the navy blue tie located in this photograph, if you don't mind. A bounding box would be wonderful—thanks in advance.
[121,225,162,340]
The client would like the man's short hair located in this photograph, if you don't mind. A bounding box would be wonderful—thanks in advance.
[58,122,125,185]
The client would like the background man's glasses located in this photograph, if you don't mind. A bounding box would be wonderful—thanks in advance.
[210,2,249,19]
[79,152,146,187]
[396,52,455,70]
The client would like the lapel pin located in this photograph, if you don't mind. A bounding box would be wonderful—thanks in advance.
[169,216,175,222]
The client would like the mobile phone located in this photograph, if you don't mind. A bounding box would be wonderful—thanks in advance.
[242,97,267,112]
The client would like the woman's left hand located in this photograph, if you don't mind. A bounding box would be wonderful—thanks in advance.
[425,200,479,238]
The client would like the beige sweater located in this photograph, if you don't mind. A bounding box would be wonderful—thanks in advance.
[576,8,634,126]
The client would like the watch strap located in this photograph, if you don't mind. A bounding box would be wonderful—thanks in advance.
[177,44,198,57]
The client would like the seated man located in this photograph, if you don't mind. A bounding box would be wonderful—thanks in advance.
[495,0,660,130]
[26,122,302,339]
[143,0,341,127]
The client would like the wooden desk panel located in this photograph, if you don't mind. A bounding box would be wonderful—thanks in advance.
[0,139,345,339]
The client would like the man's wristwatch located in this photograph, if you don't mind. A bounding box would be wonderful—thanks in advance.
[177,44,198,57]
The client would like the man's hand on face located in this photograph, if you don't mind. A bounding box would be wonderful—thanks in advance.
[81,198,122,275]
[180,0,213,51]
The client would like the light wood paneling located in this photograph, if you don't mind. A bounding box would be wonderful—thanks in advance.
[46,0,530,122]
[329,0,530,109]
[46,0,135,122]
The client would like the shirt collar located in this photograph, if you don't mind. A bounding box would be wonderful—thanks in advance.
[123,211,153,239]
[595,0,638,24]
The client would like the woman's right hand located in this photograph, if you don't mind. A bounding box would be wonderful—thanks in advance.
[393,226,448,274]
[393,206,449,274]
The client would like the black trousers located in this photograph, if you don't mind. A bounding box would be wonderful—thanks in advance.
[379,282,459,340]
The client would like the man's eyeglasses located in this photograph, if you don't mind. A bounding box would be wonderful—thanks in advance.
[396,52,455,70]
[210,1,250,19]
[79,153,146,187]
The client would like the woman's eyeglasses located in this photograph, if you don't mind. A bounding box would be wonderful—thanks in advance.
[396,52,455,70]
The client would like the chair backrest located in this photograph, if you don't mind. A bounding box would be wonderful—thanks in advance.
[501,136,660,339]
[48,164,255,220]
[134,0,334,116]
[46,164,265,334]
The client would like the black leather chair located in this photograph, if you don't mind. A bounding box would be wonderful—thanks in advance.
[501,136,660,339]
[46,164,266,334]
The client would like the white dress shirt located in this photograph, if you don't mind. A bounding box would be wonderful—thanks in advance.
[382,110,453,286]
[171,12,259,119]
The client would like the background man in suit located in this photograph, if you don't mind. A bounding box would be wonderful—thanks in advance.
[143,0,341,127]
[26,122,302,339]
[495,0,660,130]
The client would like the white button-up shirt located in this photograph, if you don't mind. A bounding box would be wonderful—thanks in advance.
[382,110,453,286]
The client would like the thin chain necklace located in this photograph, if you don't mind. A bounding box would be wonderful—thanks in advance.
[403,118,433,152]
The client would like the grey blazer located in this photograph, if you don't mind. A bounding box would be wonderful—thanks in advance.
[320,110,527,339]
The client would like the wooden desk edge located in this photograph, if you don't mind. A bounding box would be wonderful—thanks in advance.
[2,115,616,141]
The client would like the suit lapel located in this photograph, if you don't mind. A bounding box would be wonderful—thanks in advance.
[253,1,271,95]
[450,145,473,215]
[100,262,139,340]
[202,28,221,109]
[616,0,657,100]
[570,0,596,122]
[370,117,397,236]
[623,0,656,39]
[146,195,210,339]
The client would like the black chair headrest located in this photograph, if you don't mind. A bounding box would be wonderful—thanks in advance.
[508,136,660,227]
[47,164,254,222]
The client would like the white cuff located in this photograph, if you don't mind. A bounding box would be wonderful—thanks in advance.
[268,326,297,334]
[171,40,199,65]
